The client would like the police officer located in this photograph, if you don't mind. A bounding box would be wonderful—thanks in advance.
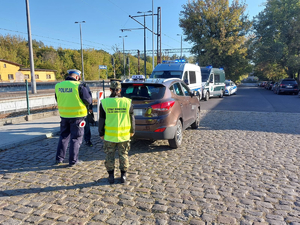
[84,85,93,147]
[98,81,135,184]
[55,69,92,167]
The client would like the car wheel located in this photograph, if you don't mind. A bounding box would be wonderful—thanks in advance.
[219,90,224,98]
[197,92,202,101]
[191,107,200,129]
[277,90,280,95]
[168,120,183,149]
[205,92,209,101]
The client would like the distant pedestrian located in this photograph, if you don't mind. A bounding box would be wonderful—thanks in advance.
[98,81,135,184]
[55,69,92,167]
[84,85,93,147]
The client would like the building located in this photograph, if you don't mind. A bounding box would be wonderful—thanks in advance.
[0,59,56,82]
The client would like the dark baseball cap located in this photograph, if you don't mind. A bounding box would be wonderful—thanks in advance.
[110,81,121,89]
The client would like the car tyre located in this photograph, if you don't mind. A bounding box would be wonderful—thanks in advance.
[191,107,200,129]
[205,92,209,101]
[168,120,183,149]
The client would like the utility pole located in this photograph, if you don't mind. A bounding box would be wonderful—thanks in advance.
[25,0,36,94]
[152,0,154,70]
[119,35,127,78]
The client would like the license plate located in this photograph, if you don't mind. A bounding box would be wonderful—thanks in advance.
[134,109,143,116]
[287,86,292,88]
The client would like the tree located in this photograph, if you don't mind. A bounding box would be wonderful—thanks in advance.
[179,0,253,81]
[252,0,300,80]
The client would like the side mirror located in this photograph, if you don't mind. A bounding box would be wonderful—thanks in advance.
[191,91,199,97]
[184,79,189,85]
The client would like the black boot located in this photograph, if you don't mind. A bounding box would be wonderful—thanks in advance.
[121,170,126,183]
[108,170,114,184]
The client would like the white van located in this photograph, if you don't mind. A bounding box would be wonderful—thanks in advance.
[150,60,202,100]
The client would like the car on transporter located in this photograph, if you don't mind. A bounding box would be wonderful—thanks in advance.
[121,75,201,149]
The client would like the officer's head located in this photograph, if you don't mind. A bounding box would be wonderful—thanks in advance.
[110,81,122,97]
[67,69,81,81]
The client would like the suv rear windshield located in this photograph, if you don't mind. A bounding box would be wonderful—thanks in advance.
[150,71,182,79]
[121,84,166,100]
[281,80,297,84]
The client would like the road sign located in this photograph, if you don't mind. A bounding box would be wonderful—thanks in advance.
[99,65,107,70]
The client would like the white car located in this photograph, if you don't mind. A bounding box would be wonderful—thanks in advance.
[224,80,237,96]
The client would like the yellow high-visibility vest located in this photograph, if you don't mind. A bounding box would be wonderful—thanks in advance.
[55,80,87,118]
[101,97,131,142]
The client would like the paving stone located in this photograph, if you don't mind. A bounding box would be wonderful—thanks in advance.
[1,110,300,224]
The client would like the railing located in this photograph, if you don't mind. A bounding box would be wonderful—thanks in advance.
[0,80,111,92]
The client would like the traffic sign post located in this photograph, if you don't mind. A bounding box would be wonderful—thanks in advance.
[99,65,108,79]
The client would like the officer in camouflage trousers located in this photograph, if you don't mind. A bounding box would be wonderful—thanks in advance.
[98,81,135,184]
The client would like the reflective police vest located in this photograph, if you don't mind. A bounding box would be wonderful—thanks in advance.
[101,97,131,142]
[55,81,87,118]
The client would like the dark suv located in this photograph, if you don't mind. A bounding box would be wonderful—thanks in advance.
[121,75,201,148]
[275,78,298,95]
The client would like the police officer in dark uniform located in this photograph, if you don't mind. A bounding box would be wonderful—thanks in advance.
[55,69,92,167]
[84,85,93,147]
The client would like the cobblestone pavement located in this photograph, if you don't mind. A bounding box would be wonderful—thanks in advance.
[0,110,300,225]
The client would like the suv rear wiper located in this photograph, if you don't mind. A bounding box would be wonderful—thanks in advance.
[129,95,150,100]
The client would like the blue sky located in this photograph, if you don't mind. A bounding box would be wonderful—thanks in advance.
[0,0,266,57]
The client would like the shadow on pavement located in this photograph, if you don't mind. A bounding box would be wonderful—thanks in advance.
[0,179,111,197]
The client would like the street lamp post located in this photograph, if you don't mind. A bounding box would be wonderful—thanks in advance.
[25,0,36,94]
[137,10,152,76]
[152,0,154,70]
[75,21,85,81]
[177,34,183,59]
[119,35,127,78]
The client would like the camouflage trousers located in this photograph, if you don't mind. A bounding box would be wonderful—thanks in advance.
[103,140,130,172]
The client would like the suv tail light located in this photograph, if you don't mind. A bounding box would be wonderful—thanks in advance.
[151,101,175,111]
[155,128,166,132]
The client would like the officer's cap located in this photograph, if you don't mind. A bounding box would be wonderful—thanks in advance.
[67,69,81,77]
[110,81,121,89]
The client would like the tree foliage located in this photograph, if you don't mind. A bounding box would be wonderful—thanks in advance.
[179,0,253,81]
[0,34,154,81]
[252,0,300,81]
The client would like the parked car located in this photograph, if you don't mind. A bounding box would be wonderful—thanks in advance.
[121,75,201,149]
[224,80,237,96]
[266,81,275,90]
[272,82,278,92]
[260,81,268,87]
[274,78,298,95]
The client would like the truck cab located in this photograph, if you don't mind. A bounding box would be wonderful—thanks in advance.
[150,60,202,100]
[201,66,226,101]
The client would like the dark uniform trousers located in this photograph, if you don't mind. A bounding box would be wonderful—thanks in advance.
[56,117,85,164]
[103,140,130,172]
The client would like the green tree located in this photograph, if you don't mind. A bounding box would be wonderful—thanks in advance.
[252,0,300,80]
[179,0,252,81]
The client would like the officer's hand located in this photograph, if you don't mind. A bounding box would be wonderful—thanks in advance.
[89,109,93,113]
[100,136,104,140]
[130,133,134,137]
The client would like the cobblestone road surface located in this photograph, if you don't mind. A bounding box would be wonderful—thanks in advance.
[0,110,300,225]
